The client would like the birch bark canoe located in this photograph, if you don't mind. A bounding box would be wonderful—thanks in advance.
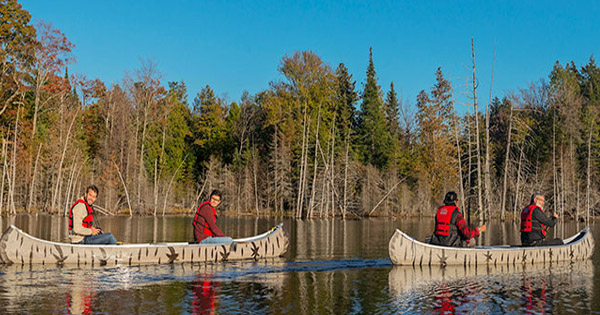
[389,227,593,266]
[0,224,288,266]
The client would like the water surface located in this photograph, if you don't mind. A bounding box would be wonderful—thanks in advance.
[0,215,598,314]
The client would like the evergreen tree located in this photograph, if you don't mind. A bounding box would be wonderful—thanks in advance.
[192,85,226,166]
[356,47,393,169]
[384,82,401,137]
[335,62,358,142]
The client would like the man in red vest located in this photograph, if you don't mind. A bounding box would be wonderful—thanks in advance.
[69,185,117,244]
[429,191,485,247]
[520,193,563,246]
[193,190,232,244]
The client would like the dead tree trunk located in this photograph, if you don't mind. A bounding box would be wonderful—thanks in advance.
[500,101,513,221]
[27,143,43,210]
[471,38,484,222]
[52,111,78,210]
[296,101,308,218]
[308,105,322,218]
[0,138,7,215]
[484,43,495,218]
[586,118,593,224]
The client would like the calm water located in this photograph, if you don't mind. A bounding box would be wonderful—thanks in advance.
[0,215,598,314]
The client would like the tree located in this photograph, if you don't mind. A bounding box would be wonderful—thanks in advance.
[29,21,75,141]
[384,82,401,137]
[356,47,393,170]
[415,67,455,203]
[0,0,36,117]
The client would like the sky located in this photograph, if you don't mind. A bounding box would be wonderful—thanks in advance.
[19,0,600,112]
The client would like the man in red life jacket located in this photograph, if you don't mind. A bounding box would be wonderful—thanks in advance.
[520,193,563,246]
[193,190,233,244]
[69,185,117,244]
[429,191,486,247]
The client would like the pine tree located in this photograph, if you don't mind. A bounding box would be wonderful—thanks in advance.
[356,47,393,169]
[384,82,401,137]
[335,63,358,143]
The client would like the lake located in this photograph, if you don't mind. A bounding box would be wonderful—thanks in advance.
[0,215,598,314]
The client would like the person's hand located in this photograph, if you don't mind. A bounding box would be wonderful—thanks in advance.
[478,225,486,233]
[553,212,558,218]
[91,227,101,235]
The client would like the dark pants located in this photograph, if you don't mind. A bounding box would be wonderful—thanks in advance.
[524,238,563,246]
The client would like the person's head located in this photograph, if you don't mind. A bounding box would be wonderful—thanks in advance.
[209,190,222,207]
[84,185,99,205]
[530,193,545,208]
[443,191,458,206]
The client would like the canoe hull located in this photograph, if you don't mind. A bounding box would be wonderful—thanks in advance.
[0,224,289,265]
[388,228,594,266]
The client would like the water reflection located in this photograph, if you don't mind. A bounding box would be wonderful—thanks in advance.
[192,274,218,315]
[389,261,594,314]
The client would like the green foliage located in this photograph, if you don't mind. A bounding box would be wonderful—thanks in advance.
[356,47,393,170]
[0,0,36,66]
[191,85,226,174]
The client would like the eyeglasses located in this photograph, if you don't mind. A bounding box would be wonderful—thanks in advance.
[211,197,221,202]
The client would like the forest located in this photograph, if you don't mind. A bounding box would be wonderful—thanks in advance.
[2,0,600,222]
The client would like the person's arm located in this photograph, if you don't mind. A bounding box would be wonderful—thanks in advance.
[200,205,226,237]
[533,208,557,228]
[72,204,93,236]
[455,211,480,239]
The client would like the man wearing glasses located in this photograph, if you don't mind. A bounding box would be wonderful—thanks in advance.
[520,193,563,246]
[193,190,232,244]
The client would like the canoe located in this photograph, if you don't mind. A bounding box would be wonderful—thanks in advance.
[388,227,594,266]
[0,224,289,265]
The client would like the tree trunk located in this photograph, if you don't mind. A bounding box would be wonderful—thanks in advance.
[113,161,133,216]
[296,101,309,218]
[452,99,466,211]
[27,143,43,210]
[308,105,322,218]
[484,43,495,219]
[500,101,513,221]
[0,138,7,215]
[162,155,187,216]
[51,110,79,211]
[342,135,350,218]
[586,118,593,224]
[9,105,20,214]
[471,38,484,222]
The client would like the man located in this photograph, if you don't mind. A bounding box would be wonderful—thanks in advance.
[192,190,233,244]
[521,193,563,246]
[429,191,486,247]
[69,185,117,244]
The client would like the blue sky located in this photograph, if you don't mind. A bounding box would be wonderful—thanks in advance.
[20,1,600,111]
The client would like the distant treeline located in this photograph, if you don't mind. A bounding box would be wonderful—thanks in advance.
[1,1,599,220]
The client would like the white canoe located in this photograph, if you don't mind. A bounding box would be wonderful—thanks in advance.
[0,224,289,265]
[388,227,594,266]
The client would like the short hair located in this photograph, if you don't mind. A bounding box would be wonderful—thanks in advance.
[86,185,99,195]
[443,191,458,205]
[530,192,544,204]
[210,190,222,199]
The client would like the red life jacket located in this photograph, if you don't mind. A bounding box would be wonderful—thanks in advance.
[520,204,546,236]
[68,198,94,230]
[193,201,217,237]
[434,206,459,236]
